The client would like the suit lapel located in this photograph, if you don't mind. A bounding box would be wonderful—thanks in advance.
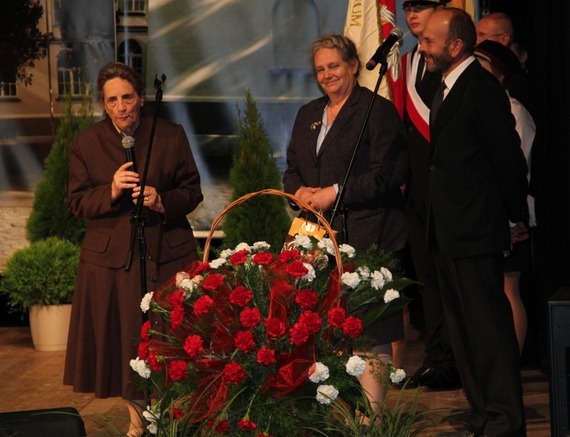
[317,86,361,157]
[431,62,478,142]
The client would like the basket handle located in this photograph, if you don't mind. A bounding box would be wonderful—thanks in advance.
[202,189,343,278]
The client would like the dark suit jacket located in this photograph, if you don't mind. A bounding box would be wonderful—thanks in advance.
[68,115,203,269]
[283,84,408,253]
[427,60,528,259]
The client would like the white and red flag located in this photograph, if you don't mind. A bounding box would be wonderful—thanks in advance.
[344,0,405,118]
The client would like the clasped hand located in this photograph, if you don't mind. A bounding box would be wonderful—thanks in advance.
[295,186,337,213]
[111,162,164,213]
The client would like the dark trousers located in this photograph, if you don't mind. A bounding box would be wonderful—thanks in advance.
[434,251,526,437]
[407,211,455,367]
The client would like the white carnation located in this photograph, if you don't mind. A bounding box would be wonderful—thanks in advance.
[357,266,370,279]
[390,368,406,384]
[220,248,234,259]
[234,242,252,252]
[316,384,339,405]
[317,238,335,255]
[380,267,393,283]
[140,292,154,313]
[252,241,270,251]
[209,257,226,269]
[175,271,190,287]
[309,362,330,383]
[302,263,316,282]
[143,408,160,435]
[384,288,400,303]
[341,272,361,289]
[179,278,193,290]
[339,244,356,258]
[129,357,151,379]
[294,234,313,250]
[345,355,367,377]
[370,270,385,290]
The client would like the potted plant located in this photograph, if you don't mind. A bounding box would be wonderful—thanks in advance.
[0,236,80,351]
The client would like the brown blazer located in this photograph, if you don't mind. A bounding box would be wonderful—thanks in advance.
[283,84,408,253]
[68,115,203,269]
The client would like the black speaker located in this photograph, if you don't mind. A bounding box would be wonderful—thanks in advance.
[0,407,86,437]
[548,287,570,437]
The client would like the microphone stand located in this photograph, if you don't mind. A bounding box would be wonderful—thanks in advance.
[124,74,167,310]
[328,61,389,241]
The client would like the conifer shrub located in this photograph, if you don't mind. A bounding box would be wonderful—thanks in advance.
[222,90,292,249]
[26,94,92,245]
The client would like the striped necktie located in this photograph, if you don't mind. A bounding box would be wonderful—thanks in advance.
[430,81,446,126]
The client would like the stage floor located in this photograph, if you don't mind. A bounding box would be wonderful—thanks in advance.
[0,326,551,436]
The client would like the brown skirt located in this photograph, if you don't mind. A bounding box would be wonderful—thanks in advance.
[63,251,198,400]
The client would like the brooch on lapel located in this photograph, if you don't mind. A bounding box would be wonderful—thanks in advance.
[310,121,322,130]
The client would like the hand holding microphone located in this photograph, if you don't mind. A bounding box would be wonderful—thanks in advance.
[111,135,140,201]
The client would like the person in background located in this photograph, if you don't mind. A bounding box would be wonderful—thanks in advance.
[475,39,536,354]
[399,0,461,391]
[421,8,527,435]
[283,34,408,413]
[476,11,533,114]
[64,62,203,436]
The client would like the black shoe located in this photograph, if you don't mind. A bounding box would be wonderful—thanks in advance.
[424,366,462,390]
[401,366,438,388]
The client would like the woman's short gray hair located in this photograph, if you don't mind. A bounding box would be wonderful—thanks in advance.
[310,34,361,77]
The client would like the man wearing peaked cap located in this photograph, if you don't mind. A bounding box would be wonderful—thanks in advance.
[402,0,450,9]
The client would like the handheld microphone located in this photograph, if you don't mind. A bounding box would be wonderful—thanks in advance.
[122,135,137,173]
[365,28,404,70]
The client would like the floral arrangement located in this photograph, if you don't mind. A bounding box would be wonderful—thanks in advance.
[130,235,411,436]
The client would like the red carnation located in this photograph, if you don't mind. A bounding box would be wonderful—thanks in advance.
[256,347,276,365]
[192,261,210,276]
[285,261,308,278]
[277,249,301,263]
[193,295,214,316]
[207,419,229,433]
[264,317,286,338]
[235,331,256,353]
[238,419,257,430]
[140,320,151,341]
[229,285,253,307]
[168,289,185,306]
[138,340,150,360]
[289,322,310,345]
[252,252,273,265]
[202,273,224,290]
[327,307,346,328]
[240,307,261,328]
[295,289,319,310]
[172,407,184,420]
[229,249,250,266]
[184,334,204,359]
[170,304,185,330]
[168,359,188,381]
[299,310,322,334]
[342,316,363,338]
[224,361,246,384]
[147,350,162,372]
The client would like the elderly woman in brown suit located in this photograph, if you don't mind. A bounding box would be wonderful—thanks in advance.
[63,62,203,436]
[283,35,408,414]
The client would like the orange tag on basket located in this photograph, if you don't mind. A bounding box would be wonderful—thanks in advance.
[283,216,334,251]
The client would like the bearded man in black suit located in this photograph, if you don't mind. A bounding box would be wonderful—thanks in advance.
[420,8,528,436]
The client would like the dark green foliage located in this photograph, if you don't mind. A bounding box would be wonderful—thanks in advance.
[26,94,92,244]
[0,1,49,85]
[222,90,291,249]
[0,237,80,314]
